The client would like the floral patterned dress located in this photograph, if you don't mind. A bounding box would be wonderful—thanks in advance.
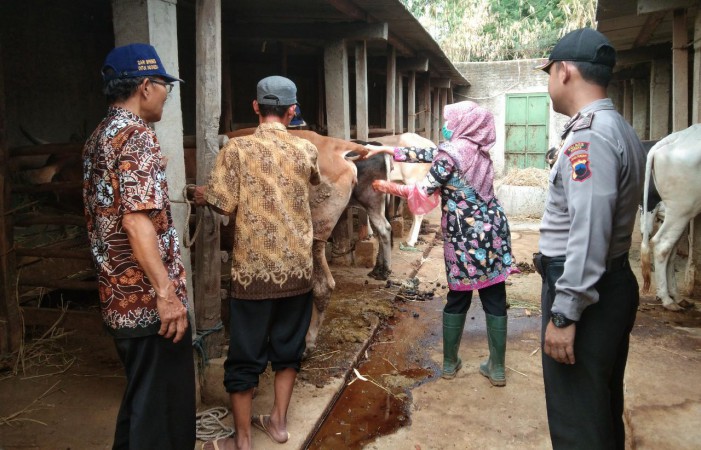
[395,146,513,291]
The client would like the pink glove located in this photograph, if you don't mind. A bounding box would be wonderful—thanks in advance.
[372,180,411,198]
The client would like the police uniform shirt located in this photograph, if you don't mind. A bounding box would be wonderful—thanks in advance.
[539,98,645,320]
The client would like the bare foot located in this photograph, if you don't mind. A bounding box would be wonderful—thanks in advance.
[251,414,290,444]
[201,437,238,450]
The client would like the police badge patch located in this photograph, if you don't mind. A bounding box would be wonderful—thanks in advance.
[570,153,591,182]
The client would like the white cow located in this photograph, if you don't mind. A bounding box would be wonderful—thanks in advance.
[641,124,701,311]
[372,133,436,248]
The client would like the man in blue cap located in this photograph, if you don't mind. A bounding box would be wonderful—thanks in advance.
[83,43,194,449]
[533,28,645,449]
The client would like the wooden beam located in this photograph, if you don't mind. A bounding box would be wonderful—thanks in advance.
[327,0,368,21]
[431,88,440,144]
[422,74,432,139]
[633,12,668,48]
[16,247,91,260]
[12,181,82,194]
[614,43,671,68]
[431,78,451,89]
[387,33,413,57]
[19,278,97,291]
[623,80,634,124]
[195,0,223,359]
[672,8,689,131]
[225,22,388,42]
[9,143,81,157]
[22,307,104,335]
[14,214,85,227]
[398,57,429,72]
[638,0,697,15]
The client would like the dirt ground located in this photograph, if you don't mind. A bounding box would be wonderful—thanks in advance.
[1,209,701,449]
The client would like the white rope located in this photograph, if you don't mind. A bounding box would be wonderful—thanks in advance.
[182,184,203,248]
[196,407,235,442]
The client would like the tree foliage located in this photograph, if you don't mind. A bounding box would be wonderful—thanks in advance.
[401,0,597,61]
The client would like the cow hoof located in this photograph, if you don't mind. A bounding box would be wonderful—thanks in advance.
[662,302,684,312]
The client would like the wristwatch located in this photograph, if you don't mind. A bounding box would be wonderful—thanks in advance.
[551,312,575,328]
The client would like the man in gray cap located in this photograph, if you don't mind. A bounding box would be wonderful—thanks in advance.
[533,28,645,449]
[198,75,320,450]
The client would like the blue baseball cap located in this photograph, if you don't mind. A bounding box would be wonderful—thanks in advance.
[102,43,183,83]
[257,76,297,106]
[289,105,307,127]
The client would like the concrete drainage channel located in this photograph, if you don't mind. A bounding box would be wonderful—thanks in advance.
[304,239,442,449]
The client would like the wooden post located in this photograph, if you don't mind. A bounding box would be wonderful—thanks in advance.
[195,0,223,358]
[423,75,432,139]
[693,10,701,123]
[395,72,403,134]
[324,39,350,139]
[431,88,440,144]
[385,45,396,134]
[0,40,21,354]
[672,8,689,131]
[439,88,448,140]
[623,80,634,125]
[632,78,649,139]
[407,71,416,133]
[355,41,369,141]
[220,36,233,132]
[650,59,671,139]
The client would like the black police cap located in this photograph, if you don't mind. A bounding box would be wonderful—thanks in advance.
[535,28,616,72]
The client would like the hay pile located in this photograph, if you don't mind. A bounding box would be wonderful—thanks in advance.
[496,167,549,189]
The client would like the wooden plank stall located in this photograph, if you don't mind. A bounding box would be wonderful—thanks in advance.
[0,40,22,354]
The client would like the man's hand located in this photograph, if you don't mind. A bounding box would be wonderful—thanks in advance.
[186,185,208,207]
[544,321,576,364]
[156,282,189,343]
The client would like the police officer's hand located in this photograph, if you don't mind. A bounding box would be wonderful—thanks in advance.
[156,282,189,343]
[544,321,576,364]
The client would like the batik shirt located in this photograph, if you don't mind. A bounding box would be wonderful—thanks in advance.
[83,106,188,338]
[206,122,321,300]
[395,146,513,291]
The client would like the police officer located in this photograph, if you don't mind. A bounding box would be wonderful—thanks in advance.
[534,28,645,449]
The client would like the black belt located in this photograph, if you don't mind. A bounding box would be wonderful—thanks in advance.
[534,252,629,274]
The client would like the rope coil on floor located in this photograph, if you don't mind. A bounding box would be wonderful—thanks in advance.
[196,407,235,442]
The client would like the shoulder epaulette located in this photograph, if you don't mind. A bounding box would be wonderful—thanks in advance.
[572,112,594,132]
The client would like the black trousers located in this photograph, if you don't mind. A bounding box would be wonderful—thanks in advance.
[113,331,196,450]
[224,291,313,393]
[444,282,507,316]
[537,255,638,450]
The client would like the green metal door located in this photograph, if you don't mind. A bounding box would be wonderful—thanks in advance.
[505,94,549,170]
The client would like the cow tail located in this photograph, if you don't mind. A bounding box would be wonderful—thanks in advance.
[384,153,393,248]
[641,147,655,292]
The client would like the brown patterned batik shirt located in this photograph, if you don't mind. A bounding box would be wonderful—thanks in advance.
[83,106,188,338]
[206,122,321,300]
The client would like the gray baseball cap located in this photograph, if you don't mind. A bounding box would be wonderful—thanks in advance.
[257,76,298,106]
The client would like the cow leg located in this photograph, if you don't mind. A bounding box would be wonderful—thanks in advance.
[366,199,392,280]
[405,213,425,248]
[305,239,335,358]
[651,213,688,311]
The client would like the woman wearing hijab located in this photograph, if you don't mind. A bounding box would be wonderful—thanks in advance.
[365,101,513,385]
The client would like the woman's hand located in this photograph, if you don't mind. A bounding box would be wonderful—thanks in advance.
[363,144,394,159]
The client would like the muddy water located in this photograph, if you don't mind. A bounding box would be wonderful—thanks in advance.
[306,292,441,449]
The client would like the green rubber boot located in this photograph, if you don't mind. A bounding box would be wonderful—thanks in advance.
[442,311,467,379]
[480,313,507,386]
